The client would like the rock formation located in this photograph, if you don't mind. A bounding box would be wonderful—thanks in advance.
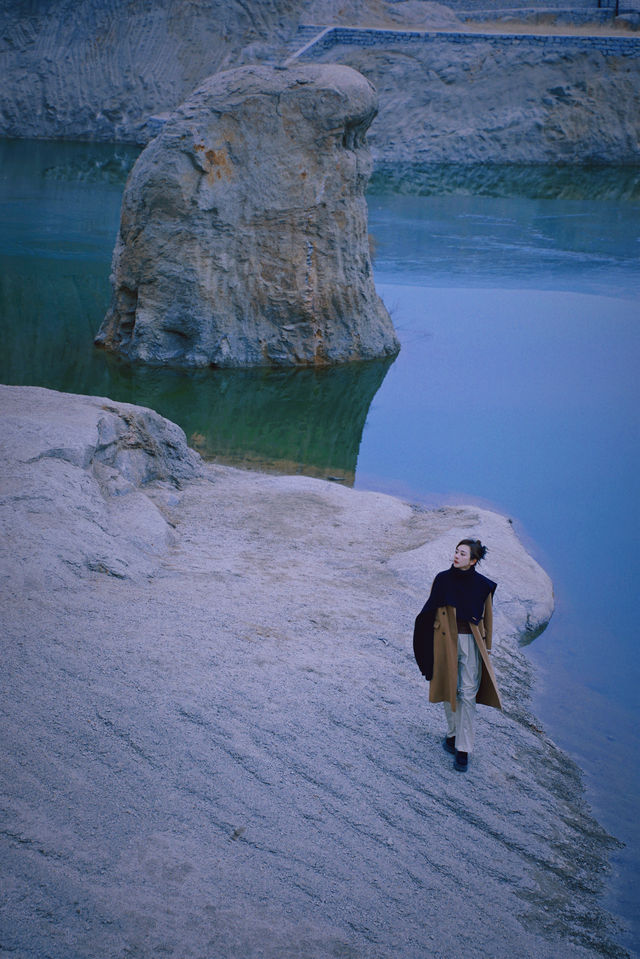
[0,0,305,142]
[0,385,626,958]
[305,33,640,165]
[95,63,399,368]
[0,385,202,583]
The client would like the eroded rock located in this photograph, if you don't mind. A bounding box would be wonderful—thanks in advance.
[0,385,624,959]
[308,36,640,165]
[95,64,399,368]
[0,385,202,583]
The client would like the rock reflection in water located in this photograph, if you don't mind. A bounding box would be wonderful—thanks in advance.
[0,259,393,481]
[100,357,395,483]
[369,162,640,202]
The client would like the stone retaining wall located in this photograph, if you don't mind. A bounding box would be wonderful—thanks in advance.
[289,25,640,62]
[437,0,597,7]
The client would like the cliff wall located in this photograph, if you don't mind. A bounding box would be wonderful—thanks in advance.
[0,0,304,142]
[1,0,638,162]
[295,27,640,163]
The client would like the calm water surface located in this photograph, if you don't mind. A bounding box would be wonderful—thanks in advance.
[366,183,640,954]
[1,141,639,953]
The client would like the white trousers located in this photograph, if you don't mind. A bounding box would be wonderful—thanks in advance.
[443,632,482,754]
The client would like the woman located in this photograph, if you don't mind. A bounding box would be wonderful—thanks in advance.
[413,539,501,772]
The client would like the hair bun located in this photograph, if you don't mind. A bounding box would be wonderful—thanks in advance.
[457,538,488,563]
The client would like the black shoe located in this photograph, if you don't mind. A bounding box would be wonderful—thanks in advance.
[454,750,468,772]
[443,735,456,755]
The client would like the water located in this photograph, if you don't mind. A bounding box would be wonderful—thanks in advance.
[1,140,639,954]
[364,180,640,954]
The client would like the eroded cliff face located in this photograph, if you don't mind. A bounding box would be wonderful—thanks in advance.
[95,63,399,368]
[298,0,465,28]
[308,35,640,165]
[0,0,305,142]
[1,0,639,165]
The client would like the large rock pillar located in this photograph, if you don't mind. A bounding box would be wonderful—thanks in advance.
[95,63,399,367]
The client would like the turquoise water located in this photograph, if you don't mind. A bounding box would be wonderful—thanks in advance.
[1,140,639,953]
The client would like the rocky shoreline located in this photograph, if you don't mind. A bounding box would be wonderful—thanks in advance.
[0,385,627,958]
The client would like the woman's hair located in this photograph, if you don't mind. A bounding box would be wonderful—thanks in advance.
[457,539,488,563]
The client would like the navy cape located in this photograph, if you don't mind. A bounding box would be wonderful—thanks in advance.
[413,565,497,680]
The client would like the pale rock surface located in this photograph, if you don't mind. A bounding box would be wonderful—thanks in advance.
[309,38,640,164]
[2,0,638,166]
[0,385,202,584]
[0,386,625,958]
[95,63,399,368]
[0,0,305,143]
[299,0,464,29]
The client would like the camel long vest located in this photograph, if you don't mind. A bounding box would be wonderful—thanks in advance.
[429,596,502,711]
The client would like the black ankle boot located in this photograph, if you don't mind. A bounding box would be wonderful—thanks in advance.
[454,750,468,772]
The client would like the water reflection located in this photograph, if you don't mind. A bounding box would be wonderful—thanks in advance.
[0,138,138,191]
[0,257,393,482]
[0,138,394,480]
[368,190,640,298]
[369,162,640,201]
[96,357,394,483]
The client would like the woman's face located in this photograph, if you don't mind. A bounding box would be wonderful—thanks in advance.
[453,544,476,570]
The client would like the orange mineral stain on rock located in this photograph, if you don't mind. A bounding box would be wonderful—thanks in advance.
[194,142,233,181]
[205,148,233,182]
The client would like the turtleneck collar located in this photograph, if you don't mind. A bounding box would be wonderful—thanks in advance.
[450,564,476,576]
[420,563,497,624]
